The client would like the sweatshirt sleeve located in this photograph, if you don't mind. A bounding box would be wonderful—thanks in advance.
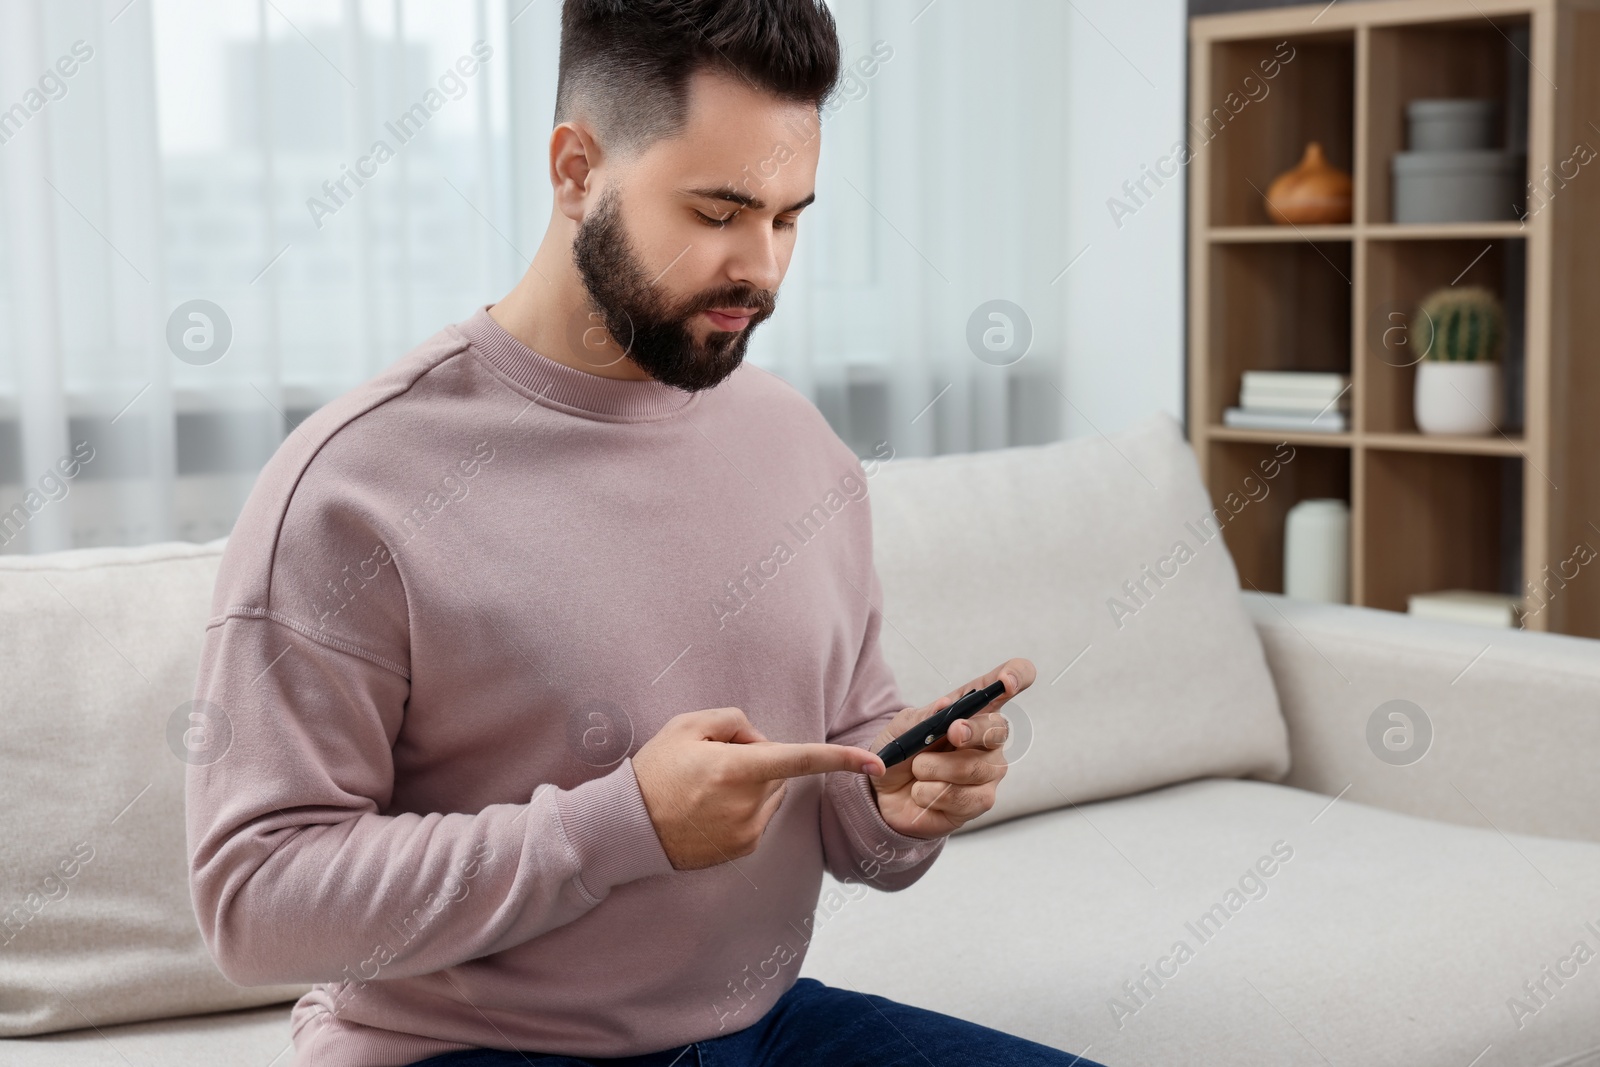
[818,548,947,892]
[185,450,674,988]
[187,616,673,987]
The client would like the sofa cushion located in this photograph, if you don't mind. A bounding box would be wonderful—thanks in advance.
[866,410,1290,833]
[0,540,310,1036]
[800,778,1600,1067]
[1244,590,1600,843]
[0,1003,293,1066]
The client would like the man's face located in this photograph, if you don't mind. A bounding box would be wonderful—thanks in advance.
[570,69,821,392]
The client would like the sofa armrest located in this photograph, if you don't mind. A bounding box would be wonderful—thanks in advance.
[1242,590,1600,844]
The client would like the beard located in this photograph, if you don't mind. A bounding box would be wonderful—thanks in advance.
[570,184,776,392]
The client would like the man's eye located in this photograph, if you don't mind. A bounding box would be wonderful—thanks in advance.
[696,210,797,231]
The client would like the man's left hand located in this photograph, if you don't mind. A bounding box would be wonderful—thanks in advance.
[863,657,1033,839]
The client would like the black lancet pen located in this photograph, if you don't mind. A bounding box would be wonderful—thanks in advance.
[875,679,1008,770]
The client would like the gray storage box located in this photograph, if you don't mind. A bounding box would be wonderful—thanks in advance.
[1392,149,1523,223]
[1407,98,1499,151]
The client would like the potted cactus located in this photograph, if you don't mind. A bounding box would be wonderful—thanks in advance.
[1412,285,1505,435]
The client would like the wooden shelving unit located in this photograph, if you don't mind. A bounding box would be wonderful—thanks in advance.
[1187,0,1600,638]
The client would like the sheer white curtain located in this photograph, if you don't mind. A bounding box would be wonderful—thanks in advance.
[0,0,1119,556]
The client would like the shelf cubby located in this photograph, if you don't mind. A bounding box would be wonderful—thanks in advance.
[1364,15,1531,225]
[1206,241,1352,427]
[1204,32,1355,228]
[1208,440,1352,596]
[1361,236,1527,435]
[1360,449,1522,612]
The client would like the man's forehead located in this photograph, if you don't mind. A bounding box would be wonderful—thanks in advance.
[664,70,820,166]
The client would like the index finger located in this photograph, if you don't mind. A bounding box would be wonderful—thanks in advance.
[729,741,884,782]
[938,657,1037,707]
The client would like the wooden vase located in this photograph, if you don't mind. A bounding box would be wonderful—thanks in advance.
[1264,142,1353,225]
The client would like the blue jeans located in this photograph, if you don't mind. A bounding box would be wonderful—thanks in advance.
[405,977,1105,1067]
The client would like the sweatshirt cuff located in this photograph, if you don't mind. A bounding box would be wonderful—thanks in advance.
[554,757,675,899]
[831,768,949,858]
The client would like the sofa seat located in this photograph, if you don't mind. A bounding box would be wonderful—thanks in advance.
[801,777,1600,1067]
[11,777,1598,1067]
[0,1002,295,1066]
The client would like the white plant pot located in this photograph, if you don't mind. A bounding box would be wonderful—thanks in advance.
[1413,360,1503,435]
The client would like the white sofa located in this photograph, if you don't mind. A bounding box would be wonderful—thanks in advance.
[3,411,1599,1066]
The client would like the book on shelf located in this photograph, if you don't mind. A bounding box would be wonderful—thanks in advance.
[1236,371,1352,421]
[1406,589,1522,629]
[1239,387,1351,413]
[1222,406,1348,433]
[1240,370,1351,395]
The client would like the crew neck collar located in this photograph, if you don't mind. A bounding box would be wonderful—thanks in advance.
[458,304,701,422]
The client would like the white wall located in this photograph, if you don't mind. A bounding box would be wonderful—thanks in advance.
[1060,0,1189,438]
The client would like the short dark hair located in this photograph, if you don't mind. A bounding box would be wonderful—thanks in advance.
[555,0,842,161]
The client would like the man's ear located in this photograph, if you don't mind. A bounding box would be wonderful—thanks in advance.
[551,121,601,223]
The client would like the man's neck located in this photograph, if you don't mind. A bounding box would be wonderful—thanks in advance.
[488,245,651,383]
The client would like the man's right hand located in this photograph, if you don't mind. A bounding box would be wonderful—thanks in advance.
[631,707,884,871]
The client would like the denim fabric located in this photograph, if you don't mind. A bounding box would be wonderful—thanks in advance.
[405,977,1106,1067]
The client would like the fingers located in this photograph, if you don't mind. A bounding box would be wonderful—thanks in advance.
[910,744,1007,787]
[999,657,1038,692]
[984,657,1035,699]
[908,780,994,820]
[683,706,770,744]
[733,740,884,783]
[936,657,1038,709]
[945,709,1010,749]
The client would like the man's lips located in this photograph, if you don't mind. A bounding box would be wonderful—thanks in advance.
[703,308,756,331]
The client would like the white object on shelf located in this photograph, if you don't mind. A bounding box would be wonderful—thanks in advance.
[1240,387,1350,413]
[1240,371,1350,394]
[1284,498,1350,604]
[1223,407,1348,433]
[1407,589,1522,629]
[1414,361,1503,435]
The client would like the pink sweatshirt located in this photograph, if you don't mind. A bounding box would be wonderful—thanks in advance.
[185,305,947,1067]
